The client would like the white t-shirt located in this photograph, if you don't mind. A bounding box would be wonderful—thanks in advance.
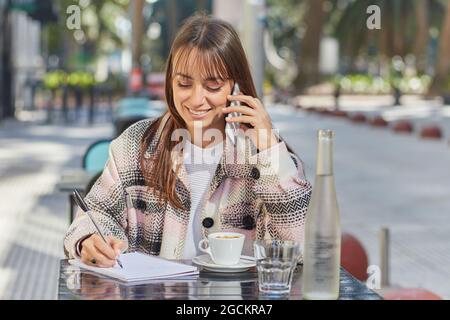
[182,139,224,259]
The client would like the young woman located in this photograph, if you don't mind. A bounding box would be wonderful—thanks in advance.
[64,13,312,268]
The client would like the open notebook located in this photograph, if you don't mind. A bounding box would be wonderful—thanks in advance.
[69,252,199,283]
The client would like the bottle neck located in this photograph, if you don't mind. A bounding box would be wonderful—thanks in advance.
[316,130,334,176]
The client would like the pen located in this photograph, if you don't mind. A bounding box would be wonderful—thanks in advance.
[73,189,124,268]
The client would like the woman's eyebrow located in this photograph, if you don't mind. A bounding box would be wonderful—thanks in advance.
[175,73,193,79]
[175,73,224,82]
[204,77,224,82]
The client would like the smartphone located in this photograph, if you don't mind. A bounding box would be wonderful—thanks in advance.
[227,82,242,133]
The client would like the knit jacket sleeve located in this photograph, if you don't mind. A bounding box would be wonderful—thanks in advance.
[63,120,154,259]
[249,141,312,243]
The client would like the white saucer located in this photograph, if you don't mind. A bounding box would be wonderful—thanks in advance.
[192,254,256,273]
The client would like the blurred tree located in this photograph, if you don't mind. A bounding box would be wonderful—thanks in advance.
[79,0,129,66]
[334,0,445,70]
[414,0,429,73]
[132,0,145,67]
[294,0,325,92]
[266,0,326,92]
[430,0,450,94]
[150,0,212,68]
[42,0,129,70]
[266,0,304,51]
[265,0,449,94]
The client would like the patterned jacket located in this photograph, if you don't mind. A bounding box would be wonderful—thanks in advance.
[64,112,312,259]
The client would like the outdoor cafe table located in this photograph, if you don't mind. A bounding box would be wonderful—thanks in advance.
[58,259,382,300]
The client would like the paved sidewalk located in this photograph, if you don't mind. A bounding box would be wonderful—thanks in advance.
[1,102,450,299]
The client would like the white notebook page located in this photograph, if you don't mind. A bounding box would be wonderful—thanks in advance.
[69,252,198,282]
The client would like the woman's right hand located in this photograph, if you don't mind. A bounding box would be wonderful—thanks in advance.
[80,234,126,268]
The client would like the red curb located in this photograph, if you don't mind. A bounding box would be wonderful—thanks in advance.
[369,116,388,127]
[317,109,332,115]
[420,126,442,139]
[332,110,348,117]
[350,113,367,123]
[393,120,414,134]
[384,288,443,300]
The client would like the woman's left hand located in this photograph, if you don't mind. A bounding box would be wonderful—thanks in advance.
[223,94,279,151]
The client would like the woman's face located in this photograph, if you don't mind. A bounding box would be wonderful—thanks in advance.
[171,49,233,136]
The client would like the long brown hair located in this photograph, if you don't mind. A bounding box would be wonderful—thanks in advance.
[140,13,295,210]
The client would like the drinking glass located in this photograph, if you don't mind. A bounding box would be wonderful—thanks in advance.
[253,240,301,296]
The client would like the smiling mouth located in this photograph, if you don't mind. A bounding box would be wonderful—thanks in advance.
[186,107,212,116]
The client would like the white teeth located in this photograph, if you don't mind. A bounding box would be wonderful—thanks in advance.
[189,108,210,115]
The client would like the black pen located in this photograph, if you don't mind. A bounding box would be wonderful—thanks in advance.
[73,189,124,268]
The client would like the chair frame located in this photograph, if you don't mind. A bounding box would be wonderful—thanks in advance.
[81,139,112,170]
[69,139,112,224]
[69,171,103,223]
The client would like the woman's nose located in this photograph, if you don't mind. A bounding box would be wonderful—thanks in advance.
[189,85,206,107]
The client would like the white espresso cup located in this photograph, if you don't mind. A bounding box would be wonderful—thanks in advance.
[198,232,245,266]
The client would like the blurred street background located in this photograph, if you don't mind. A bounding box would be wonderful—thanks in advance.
[1,0,450,299]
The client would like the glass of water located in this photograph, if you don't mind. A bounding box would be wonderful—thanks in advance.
[253,240,301,296]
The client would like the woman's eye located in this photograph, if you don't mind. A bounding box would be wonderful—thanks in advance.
[177,82,222,92]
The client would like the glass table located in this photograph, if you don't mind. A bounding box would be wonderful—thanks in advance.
[58,259,382,300]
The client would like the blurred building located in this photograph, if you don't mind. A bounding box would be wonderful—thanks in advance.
[0,0,56,121]
[0,0,13,121]
[10,10,43,114]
